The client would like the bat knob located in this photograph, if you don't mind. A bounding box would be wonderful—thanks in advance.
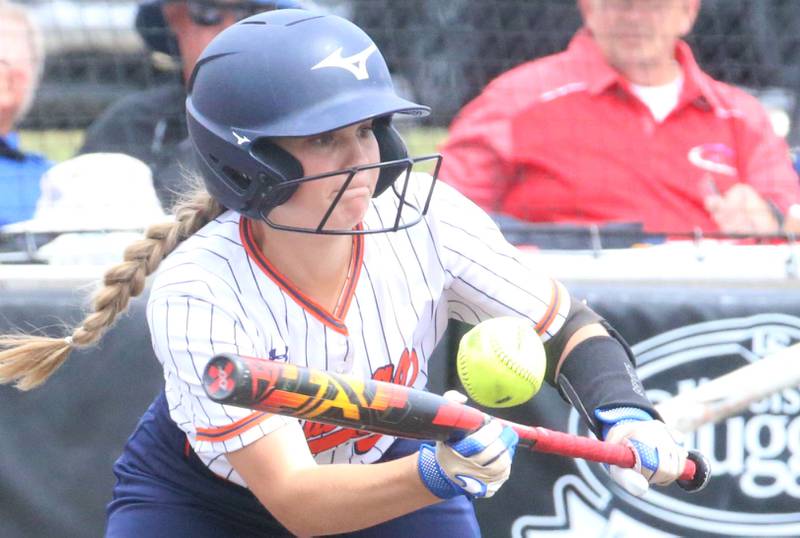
[677,449,710,493]
[203,354,242,402]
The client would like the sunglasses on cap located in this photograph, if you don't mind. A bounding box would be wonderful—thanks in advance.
[163,0,288,26]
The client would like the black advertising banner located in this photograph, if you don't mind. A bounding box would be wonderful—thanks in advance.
[471,283,800,537]
[2,282,800,537]
[0,290,163,538]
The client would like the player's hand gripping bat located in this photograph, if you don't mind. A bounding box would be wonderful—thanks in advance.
[202,353,709,492]
[656,342,800,433]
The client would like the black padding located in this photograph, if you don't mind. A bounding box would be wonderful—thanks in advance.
[556,335,659,438]
[250,139,304,210]
[543,299,603,384]
[374,118,409,196]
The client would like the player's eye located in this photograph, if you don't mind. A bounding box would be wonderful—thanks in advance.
[357,124,375,139]
[309,133,336,148]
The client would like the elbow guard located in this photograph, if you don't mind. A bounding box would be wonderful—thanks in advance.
[545,300,659,437]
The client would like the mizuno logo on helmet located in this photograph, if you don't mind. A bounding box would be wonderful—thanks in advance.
[311,44,378,81]
[232,131,251,146]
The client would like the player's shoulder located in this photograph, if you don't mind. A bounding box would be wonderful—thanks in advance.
[151,211,245,294]
[174,210,243,257]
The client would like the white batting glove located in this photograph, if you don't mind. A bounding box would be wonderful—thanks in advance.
[418,418,518,500]
[595,407,687,497]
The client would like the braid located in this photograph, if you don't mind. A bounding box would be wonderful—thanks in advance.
[0,188,225,390]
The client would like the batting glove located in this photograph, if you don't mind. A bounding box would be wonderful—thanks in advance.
[595,406,687,497]
[417,419,518,500]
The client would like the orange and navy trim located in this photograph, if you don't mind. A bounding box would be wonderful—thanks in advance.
[196,411,272,443]
[239,218,363,335]
[534,279,562,337]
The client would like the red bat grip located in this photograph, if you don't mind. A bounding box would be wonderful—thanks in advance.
[504,421,696,480]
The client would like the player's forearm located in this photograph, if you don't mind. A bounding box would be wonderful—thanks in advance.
[254,454,438,536]
[554,322,608,378]
[552,322,658,437]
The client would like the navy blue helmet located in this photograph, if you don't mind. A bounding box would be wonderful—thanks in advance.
[185,9,439,233]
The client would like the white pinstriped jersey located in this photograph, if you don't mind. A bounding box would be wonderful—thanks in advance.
[146,174,570,486]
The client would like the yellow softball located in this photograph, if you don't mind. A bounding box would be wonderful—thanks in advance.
[457,317,546,408]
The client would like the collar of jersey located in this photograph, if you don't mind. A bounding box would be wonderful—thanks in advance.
[240,217,363,335]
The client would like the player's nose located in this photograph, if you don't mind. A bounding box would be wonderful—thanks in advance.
[341,134,377,170]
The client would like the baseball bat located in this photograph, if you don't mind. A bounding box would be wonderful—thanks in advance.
[202,353,708,491]
[655,342,800,433]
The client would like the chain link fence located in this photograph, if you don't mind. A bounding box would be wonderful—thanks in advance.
[4,0,799,247]
[20,0,800,141]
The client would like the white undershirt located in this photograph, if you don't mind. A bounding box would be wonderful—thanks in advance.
[630,73,684,123]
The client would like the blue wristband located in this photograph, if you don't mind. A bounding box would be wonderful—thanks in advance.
[594,406,654,440]
[417,443,464,499]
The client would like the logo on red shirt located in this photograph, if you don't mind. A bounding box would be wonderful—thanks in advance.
[688,143,737,177]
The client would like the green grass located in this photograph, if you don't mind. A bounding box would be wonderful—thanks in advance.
[404,126,448,157]
[17,127,449,171]
[402,127,448,174]
[19,129,84,162]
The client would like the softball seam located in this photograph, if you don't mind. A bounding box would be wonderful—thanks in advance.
[488,329,537,385]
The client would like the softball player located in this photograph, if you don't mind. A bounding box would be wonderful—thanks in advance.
[0,9,689,537]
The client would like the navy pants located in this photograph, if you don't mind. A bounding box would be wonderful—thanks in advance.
[106,392,481,537]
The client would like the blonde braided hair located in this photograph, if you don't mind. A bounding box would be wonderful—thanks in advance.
[0,188,225,390]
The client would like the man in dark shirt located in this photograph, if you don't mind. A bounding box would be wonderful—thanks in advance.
[80,0,301,211]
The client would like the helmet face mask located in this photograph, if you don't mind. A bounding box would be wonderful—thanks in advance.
[256,153,443,235]
[186,8,440,234]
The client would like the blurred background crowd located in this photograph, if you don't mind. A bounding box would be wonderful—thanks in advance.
[4,0,800,259]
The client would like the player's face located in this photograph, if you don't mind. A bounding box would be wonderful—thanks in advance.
[581,0,698,75]
[268,120,381,232]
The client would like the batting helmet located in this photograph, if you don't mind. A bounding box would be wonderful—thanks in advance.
[185,9,437,233]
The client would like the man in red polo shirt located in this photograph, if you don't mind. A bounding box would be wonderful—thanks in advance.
[439,0,800,235]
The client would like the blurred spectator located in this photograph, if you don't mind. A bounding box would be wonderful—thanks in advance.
[0,0,50,227]
[4,153,166,233]
[79,0,302,211]
[439,0,800,236]
[2,153,167,264]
